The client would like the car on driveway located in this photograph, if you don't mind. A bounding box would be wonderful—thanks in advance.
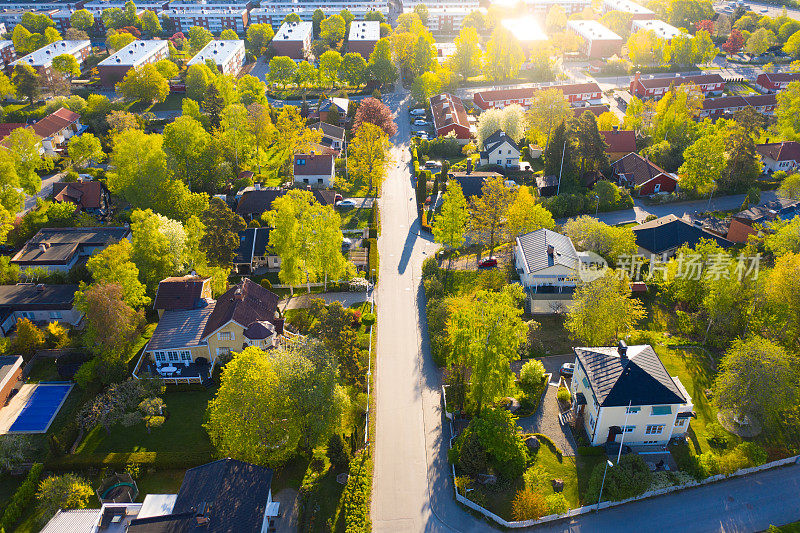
[413,119,429,126]
[336,199,357,209]
[424,160,442,170]
[478,257,498,269]
[560,363,575,377]
[409,108,426,116]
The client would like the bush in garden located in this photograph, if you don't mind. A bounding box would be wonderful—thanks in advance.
[704,422,729,450]
[327,434,351,470]
[36,473,93,517]
[586,454,652,503]
[471,408,528,480]
[519,359,545,395]
[556,387,571,404]
[545,492,569,515]
[0,463,43,531]
[360,313,376,327]
[737,442,767,466]
[339,450,372,533]
[511,489,548,521]
[421,256,440,279]
[449,426,488,477]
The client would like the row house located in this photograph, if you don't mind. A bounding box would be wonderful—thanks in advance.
[159,7,249,33]
[629,71,725,98]
[430,93,471,140]
[0,40,15,68]
[473,82,602,110]
[250,1,386,27]
[631,18,684,42]
[755,72,800,93]
[697,94,777,118]
[188,39,245,76]
[97,39,169,87]
[12,40,91,82]
[83,0,168,32]
[403,4,481,33]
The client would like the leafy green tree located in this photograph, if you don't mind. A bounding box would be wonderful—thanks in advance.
[12,318,44,357]
[319,50,343,87]
[200,198,246,267]
[70,9,94,31]
[5,127,52,198]
[346,122,390,193]
[340,52,366,86]
[506,187,555,239]
[367,38,398,86]
[52,54,80,78]
[185,62,215,101]
[449,27,482,81]
[778,172,800,199]
[86,240,149,308]
[678,124,725,196]
[562,215,637,263]
[188,25,213,53]
[412,34,434,76]
[668,0,714,28]
[745,27,776,55]
[411,71,441,104]
[267,56,297,89]
[312,9,325,36]
[433,181,469,255]
[294,61,317,90]
[37,474,93,517]
[154,59,178,80]
[484,26,524,81]
[448,285,527,414]
[246,23,274,56]
[321,14,346,45]
[221,103,255,176]
[565,270,645,346]
[0,435,33,472]
[600,10,633,37]
[163,115,211,188]
[776,81,800,141]
[141,9,161,35]
[413,3,429,25]
[12,64,39,104]
[206,342,347,464]
[525,88,572,150]
[545,4,567,32]
[67,133,104,168]
[572,111,610,174]
[106,30,136,53]
[272,106,322,176]
[116,63,169,104]
[236,74,266,106]
[77,377,165,432]
[714,336,800,431]
[586,454,652,502]
[219,29,238,40]
[784,29,800,57]
[469,175,515,256]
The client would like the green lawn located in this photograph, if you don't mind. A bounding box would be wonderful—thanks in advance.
[134,469,186,499]
[76,389,216,455]
[339,207,371,230]
[529,315,574,357]
[25,357,60,382]
[654,345,733,454]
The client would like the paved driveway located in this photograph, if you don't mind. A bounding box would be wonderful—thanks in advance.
[517,383,579,457]
[279,291,370,311]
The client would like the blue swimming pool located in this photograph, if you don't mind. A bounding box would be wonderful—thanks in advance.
[8,383,73,433]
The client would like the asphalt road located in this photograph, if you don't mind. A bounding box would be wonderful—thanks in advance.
[21,171,65,215]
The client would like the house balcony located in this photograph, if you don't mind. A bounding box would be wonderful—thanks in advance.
[133,357,212,385]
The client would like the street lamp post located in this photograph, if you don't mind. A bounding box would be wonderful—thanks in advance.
[596,459,614,513]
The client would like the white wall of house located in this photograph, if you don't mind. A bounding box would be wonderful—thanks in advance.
[481,141,520,168]
[571,357,693,446]
[515,246,577,291]
[294,172,334,188]
[761,156,797,173]
[1,308,83,335]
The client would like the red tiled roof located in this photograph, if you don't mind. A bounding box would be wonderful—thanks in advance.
[637,73,724,90]
[293,153,334,176]
[30,107,80,139]
[474,82,602,104]
[573,105,609,117]
[153,275,210,311]
[429,93,469,131]
[0,123,25,142]
[743,93,777,107]
[600,130,636,154]
[612,152,676,186]
[760,72,800,84]
[702,95,747,111]
[51,181,105,210]
[756,141,800,162]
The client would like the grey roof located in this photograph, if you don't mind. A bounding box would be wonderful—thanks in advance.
[633,214,732,255]
[515,229,578,274]
[575,345,686,407]
[483,130,520,154]
[734,197,800,223]
[0,284,78,310]
[40,509,99,533]
[0,355,21,386]
[311,121,345,142]
[146,303,216,351]
[233,228,271,265]
[11,227,130,266]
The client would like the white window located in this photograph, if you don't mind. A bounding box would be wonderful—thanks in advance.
[623,425,635,433]
[218,331,233,341]
[626,406,641,414]
[49,311,62,319]
[180,351,192,361]
[675,418,687,427]
[154,352,166,362]
[589,413,596,429]
[167,351,179,361]
[645,424,665,435]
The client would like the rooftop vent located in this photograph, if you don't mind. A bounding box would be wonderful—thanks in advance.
[547,244,554,256]
[618,340,628,358]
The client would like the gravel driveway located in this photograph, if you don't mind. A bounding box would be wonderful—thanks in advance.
[517,381,579,457]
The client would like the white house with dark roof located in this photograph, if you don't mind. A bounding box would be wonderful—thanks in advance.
[514,228,580,294]
[479,130,520,168]
[310,121,345,152]
[756,140,800,173]
[570,342,694,446]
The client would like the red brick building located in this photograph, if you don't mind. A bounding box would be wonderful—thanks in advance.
[611,152,678,195]
[629,72,725,99]
[0,356,22,407]
[755,72,800,93]
[473,82,602,110]
[429,93,471,140]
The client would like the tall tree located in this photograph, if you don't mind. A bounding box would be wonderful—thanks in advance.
[352,97,397,137]
[246,23,274,56]
[75,282,144,365]
[12,64,39,104]
[565,270,645,345]
[36,474,93,517]
[367,38,398,86]
[116,63,169,104]
[70,9,94,31]
[86,239,149,308]
[506,187,555,239]
[448,285,527,414]
[449,27,482,81]
[434,180,469,255]
[776,81,800,141]
[163,115,211,189]
[67,133,104,168]
[469,175,516,256]
[272,106,322,177]
[525,88,572,150]
[346,122,390,194]
[572,111,610,174]
[484,26,524,81]
[200,198,246,267]
[321,14,346,45]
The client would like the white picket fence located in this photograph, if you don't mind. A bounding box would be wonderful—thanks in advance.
[441,385,800,528]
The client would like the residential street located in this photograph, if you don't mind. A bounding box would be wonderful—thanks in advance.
[21,171,65,215]
[371,88,800,532]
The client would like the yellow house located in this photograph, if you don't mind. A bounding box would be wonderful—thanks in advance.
[137,279,283,382]
[569,342,694,447]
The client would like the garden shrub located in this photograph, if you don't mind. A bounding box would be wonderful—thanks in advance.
[0,463,43,531]
[519,359,545,395]
[511,489,548,521]
[326,434,351,470]
[545,492,569,515]
[450,426,488,477]
[705,422,730,450]
[47,451,214,471]
[472,409,528,480]
[368,238,378,281]
[360,313,376,328]
[556,386,571,404]
[586,454,652,503]
[422,256,439,279]
[339,449,372,533]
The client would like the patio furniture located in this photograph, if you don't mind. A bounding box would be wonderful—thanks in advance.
[162,366,177,374]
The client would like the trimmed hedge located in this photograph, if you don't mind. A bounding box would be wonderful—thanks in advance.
[46,451,215,471]
[0,463,44,531]
[367,238,378,282]
[577,446,605,456]
[339,449,373,533]
[532,433,564,461]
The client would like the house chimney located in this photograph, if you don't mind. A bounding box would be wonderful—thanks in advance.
[38,243,48,253]
[466,158,473,174]
[618,340,628,358]
[547,244,554,256]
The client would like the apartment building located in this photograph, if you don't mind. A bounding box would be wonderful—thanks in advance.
[0,40,15,68]
[347,20,379,58]
[602,0,654,19]
[159,6,249,33]
[567,19,623,58]
[97,39,169,87]
[12,40,91,81]
[188,39,245,75]
[0,8,59,31]
[631,18,684,42]
[271,20,312,59]
[250,1,386,28]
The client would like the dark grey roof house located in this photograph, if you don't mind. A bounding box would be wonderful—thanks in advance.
[10,227,131,272]
[632,214,732,257]
[0,283,82,336]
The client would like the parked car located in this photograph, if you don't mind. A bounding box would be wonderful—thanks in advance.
[415,132,429,140]
[409,108,426,116]
[413,119,429,126]
[336,199,357,209]
[560,363,575,377]
[334,193,343,203]
[478,258,498,269]
[424,160,442,170]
